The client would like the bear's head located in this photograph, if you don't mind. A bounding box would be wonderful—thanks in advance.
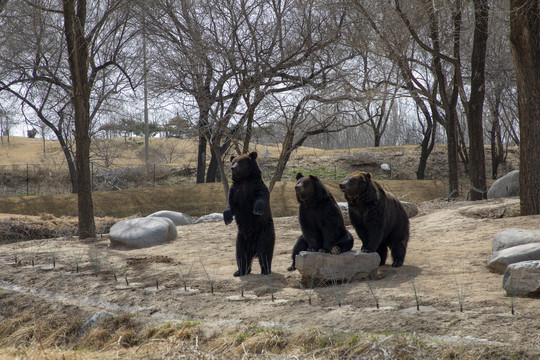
[295,172,328,204]
[339,171,373,200]
[230,151,261,182]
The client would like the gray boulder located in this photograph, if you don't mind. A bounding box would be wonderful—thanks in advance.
[109,217,177,248]
[503,260,540,297]
[488,170,519,199]
[196,213,224,223]
[400,201,419,218]
[486,243,540,274]
[147,210,195,226]
[295,250,380,283]
[492,228,540,252]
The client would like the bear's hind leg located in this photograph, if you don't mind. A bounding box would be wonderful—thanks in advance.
[288,235,308,271]
[390,239,407,267]
[377,244,388,266]
[235,234,254,277]
[257,226,275,275]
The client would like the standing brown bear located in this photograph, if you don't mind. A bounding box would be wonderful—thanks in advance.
[288,172,354,271]
[339,171,409,267]
[223,152,275,277]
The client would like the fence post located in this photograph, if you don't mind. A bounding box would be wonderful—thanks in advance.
[26,164,29,196]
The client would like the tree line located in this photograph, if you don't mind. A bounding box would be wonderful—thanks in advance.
[1,0,539,238]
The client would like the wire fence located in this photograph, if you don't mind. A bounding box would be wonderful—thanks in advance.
[0,163,197,197]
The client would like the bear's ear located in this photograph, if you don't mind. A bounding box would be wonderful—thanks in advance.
[365,172,372,180]
[296,172,304,180]
[249,151,258,160]
[309,174,319,181]
[230,155,236,163]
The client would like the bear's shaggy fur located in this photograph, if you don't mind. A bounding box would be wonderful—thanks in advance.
[223,152,275,276]
[288,172,354,271]
[339,171,409,267]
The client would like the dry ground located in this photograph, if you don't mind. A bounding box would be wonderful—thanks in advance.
[1,197,540,359]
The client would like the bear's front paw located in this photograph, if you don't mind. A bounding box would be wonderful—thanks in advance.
[306,248,317,252]
[287,264,296,271]
[318,249,328,253]
[252,206,264,216]
[223,209,233,225]
[330,246,341,254]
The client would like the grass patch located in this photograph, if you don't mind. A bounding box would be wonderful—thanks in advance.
[0,180,446,220]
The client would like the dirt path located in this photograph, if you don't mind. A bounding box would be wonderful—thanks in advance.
[1,197,539,358]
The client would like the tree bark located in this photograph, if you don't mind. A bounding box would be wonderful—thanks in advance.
[62,0,95,239]
[467,0,489,200]
[509,0,540,215]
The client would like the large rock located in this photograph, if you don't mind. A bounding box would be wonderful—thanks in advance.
[195,213,224,223]
[400,201,419,218]
[502,260,540,297]
[487,170,519,199]
[492,228,540,252]
[147,210,195,226]
[295,250,380,283]
[109,217,177,248]
[486,243,540,274]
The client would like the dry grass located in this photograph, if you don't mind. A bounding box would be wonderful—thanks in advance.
[0,214,117,242]
[0,179,446,221]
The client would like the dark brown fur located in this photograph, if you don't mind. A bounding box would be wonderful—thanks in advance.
[339,171,409,267]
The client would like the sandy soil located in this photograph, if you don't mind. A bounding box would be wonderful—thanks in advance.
[1,197,540,358]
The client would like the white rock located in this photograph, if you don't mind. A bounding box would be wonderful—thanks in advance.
[147,210,195,226]
[486,243,540,274]
[381,163,391,171]
[487,170,519,199]
[109,217,177,249]
[295,250,380,282]
[492,228,540,252]
[502,260,540,297]
[196,213,224,223]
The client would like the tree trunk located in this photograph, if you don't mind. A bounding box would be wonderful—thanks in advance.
[62,0,95,239]
[206,153,218,183]
[210,143,229,200]
[196,133,207,183]
[467,0,489,200]
[57,133,78,193]
[416,107,437,180]
[509,0,540,215]
[489,91,505,180]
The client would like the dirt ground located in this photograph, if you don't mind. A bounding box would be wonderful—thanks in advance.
[1,197,540,359]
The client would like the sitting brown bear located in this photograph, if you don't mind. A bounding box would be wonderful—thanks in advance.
[339,171,409,267]
[288,172,354,271]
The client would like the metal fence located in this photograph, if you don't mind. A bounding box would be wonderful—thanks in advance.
[0,163,197,197]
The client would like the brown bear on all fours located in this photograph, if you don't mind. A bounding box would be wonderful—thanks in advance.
[287,172,354,271]
[339,171,409,267]
[223,152,275,277]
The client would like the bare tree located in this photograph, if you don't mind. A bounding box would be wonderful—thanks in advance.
[146,0,350,197]
[62,0,96,238]
[509,0,540,215]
